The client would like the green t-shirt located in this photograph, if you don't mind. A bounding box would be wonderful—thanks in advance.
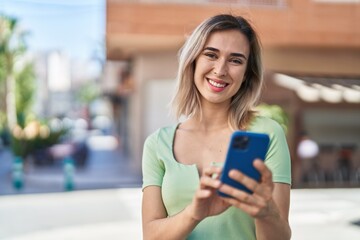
[142,116,291,240]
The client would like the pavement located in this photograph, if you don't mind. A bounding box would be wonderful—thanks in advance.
[0,188,142,240]
[0,188,360,239]
[289,188,360,239]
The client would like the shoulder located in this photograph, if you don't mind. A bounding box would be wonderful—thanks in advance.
[144,124,178,147]
[249,115,285,135]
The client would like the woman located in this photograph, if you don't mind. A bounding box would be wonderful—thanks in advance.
[142,14,291,240]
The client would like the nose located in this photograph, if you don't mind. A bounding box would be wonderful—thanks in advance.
[213,59,227,77]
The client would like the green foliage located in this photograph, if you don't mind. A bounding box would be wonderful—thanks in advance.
[10,121,69,158]
[15,62,35,122]
[0,14,28,65]
[0,112,6,129]
[0,13,32,128]
[76,82,100,104]
[0,51,6,82]
[1,14,56,157]
[0,13,37,151]
[256,103,289,134]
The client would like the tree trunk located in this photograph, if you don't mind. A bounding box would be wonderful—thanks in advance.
[6,74,17,129]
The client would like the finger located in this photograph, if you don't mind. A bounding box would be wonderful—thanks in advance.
[253,159,272,182]
[200,175,221,189]
[202,166,222,184]
[228,169,260,193]
[223,197,264,217]
[203,166,222,177]
[195,188,212,199]
[251,160,274,199]
[220,184,268,211]
[219,183,270,213]
[219,184,253,203]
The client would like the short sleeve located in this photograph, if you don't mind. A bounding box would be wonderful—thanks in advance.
[142,131,165,190]
[250,116,292,185]
[264,120,292,185]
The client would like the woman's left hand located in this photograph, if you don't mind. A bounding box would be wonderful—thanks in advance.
[218,159,275,218]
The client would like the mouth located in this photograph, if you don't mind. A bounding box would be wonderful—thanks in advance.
[207,78,229,91]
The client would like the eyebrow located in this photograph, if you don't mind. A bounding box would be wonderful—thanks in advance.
[203,47,247,60]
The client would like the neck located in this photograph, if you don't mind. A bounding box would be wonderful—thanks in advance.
[192,102,230,132]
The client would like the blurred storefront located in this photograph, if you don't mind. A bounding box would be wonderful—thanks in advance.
[104,0,360,187]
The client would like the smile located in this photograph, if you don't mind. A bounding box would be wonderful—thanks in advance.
[207,78,228,88]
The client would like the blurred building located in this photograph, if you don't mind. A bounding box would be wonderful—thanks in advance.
[33,50,102,120]
[105,0,360,186]
[33,51,72,118]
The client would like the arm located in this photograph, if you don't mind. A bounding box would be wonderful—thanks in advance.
[142,166,229,240]
[142,132,198,239]
[254,182,291,240]
[142,186,199,240]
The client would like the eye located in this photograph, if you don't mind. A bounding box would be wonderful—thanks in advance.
[203,51,218,60]
[229,58,243,65]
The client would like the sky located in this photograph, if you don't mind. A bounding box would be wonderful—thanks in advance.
[1,0,105,61]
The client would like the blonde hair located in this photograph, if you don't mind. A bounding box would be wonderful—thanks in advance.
[171,14,264,130]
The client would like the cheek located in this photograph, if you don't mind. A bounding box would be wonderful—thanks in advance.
[229,70,246,92]
[231,81,243,96]
[230,69,246,84]
[193,66,203,90]
[195,58,212,74]
[194,61,207,82]
[193,68,201,86]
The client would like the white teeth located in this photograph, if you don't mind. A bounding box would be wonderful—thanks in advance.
[209,79,226,88]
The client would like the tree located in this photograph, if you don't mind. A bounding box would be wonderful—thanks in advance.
[15,62,35,127]
[256,103,289,134]
[0,14,29,130]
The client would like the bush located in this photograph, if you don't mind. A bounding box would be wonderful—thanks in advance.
[10,120,68,159]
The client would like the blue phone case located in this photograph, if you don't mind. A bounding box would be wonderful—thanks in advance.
[218,131,270,197]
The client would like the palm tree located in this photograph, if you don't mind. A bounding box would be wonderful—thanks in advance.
[0,14,28,130]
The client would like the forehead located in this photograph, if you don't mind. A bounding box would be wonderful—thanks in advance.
[204,30,250,57]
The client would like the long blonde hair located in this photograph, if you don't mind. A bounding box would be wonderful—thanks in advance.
[171,14,263,130]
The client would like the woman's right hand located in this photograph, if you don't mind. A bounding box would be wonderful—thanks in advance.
[188,165,230,221]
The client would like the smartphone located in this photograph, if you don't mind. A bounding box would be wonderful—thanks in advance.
[218,131,270,197]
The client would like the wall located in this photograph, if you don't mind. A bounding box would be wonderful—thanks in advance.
[304,109,360,146]
[144,79,177,137]
[128,50,178,167]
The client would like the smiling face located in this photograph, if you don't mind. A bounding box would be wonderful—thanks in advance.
[194,29,250,107]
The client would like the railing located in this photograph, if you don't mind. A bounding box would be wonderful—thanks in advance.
[113,0,289,8]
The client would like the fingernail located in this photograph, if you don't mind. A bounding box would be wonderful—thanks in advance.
[215,180,221,185]
[212,173,219,179]
[229,170,237,177]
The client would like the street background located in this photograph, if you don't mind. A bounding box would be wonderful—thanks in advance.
[0,136,142,195]
[1,1,360,239]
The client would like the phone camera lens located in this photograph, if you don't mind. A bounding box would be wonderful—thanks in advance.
[233,136,249,150]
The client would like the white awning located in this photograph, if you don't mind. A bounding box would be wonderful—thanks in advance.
[274,74,360,103]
